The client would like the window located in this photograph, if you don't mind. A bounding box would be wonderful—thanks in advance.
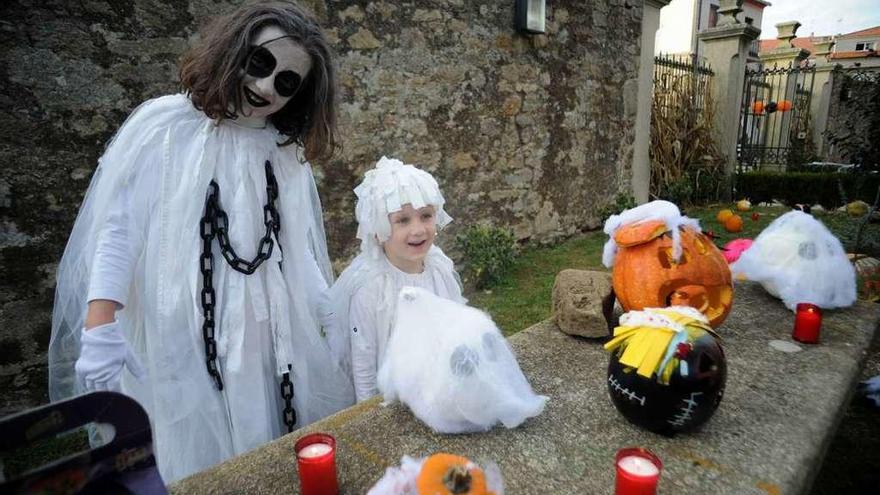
[708,5,719,28]
[855,42,875,51]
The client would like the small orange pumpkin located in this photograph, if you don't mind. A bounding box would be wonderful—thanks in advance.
[777,100,793,112]
[417,453,494,495]
[716,209,735,224]
[751,101,765,114]
[723,214,743,233]
[612,220,733,327]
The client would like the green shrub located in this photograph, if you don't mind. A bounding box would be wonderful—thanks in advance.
[736,171,880,208]
[455,224,517,290]
[597,193,637,222]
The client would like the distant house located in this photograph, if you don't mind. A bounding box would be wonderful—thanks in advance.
[757,25,880,69]
[829,26,880,68]
[655,0,770,59]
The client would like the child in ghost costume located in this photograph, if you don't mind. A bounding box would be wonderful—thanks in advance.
[322,157,465,402]
[730,210,856,310]
[378,286,547,433]
[48,2,354,482]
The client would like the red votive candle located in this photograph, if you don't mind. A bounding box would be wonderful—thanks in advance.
[793,303,822,344]
[294,433,338,495]
[615,447,662,495]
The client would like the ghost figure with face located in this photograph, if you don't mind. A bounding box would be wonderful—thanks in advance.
[731,211,856,310]
[377,286,547,433]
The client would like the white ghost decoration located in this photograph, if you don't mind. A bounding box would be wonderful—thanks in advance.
[731,211,856,310]
[378,286,547,433]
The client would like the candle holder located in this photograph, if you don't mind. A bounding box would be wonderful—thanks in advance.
[615,447,662,495]
[294,433,338,495]
[792,303,822,344]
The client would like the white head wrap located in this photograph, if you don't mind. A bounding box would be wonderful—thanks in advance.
[354,156,452,258]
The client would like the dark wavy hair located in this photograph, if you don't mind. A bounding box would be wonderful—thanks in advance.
[179,1,338,161]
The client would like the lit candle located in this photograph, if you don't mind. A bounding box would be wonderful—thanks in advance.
[792,303,822,344]
[615,448,662,495]
[294,433,338,495]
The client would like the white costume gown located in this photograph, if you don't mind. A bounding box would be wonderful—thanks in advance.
[323,246,465,402]
[48,94,354,482]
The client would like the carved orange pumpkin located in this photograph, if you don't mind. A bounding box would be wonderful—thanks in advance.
[417,453,494,495]
[612,220,733,327]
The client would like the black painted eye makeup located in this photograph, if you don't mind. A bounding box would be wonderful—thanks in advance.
[245,46,276,78]
[244,45,304,98]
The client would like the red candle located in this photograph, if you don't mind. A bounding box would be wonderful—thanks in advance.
[615,447,662,495]
[792,303,822,344]
[294,433,338,495]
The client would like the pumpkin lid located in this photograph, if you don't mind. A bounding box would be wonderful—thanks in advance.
[613,219,669,247]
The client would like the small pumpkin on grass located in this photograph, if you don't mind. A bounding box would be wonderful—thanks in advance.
[723,214,743,233]
[416,453,495,495]
[736,199,751,212]
[716,209,734,224]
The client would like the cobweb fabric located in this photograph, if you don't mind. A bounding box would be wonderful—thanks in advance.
[378,286,547,433]
[48,94,353,482]
[730,210,856,310]
[602,200,701,268]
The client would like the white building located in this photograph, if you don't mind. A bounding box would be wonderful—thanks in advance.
[655,0,770,58]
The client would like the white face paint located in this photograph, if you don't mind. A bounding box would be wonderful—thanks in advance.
[238,25,312,124]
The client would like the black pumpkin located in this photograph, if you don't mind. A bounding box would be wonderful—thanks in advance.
[607,329,727,436]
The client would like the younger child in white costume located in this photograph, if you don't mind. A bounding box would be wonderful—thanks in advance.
[323,157,465,402]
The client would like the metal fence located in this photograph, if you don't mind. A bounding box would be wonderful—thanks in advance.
[737,62,816,172]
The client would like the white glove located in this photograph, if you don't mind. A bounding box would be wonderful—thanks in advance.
[75,321,146,392]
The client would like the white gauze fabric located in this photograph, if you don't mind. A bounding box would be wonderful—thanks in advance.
[354,156,452,259]
[730,210,856,310]
[378,286,547,433]
[602,200,701,268]
[48,94,353,482]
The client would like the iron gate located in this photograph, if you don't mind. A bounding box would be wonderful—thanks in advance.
[737,63,816,172]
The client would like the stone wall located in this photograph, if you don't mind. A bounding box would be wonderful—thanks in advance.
[0,0,642,415]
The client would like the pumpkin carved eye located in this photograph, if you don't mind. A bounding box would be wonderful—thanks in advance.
[450,345,480,377]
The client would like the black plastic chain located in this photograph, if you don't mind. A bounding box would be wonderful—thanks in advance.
[281,365,296,432]
[199,161,295,431]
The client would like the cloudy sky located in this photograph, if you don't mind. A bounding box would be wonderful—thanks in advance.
[759,0,880,39]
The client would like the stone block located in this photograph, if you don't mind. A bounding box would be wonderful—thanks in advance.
[552,269,613,338]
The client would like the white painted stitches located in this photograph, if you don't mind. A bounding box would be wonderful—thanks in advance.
[667,391,703,427]
[608,375,646,406]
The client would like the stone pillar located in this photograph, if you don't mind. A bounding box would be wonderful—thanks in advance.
[697,0,760,194]
[809,39,837,157]
[631,0,671,204]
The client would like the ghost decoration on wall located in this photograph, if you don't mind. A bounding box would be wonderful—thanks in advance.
[378,286,547,434]
[604,306,727,436]
[730,211,856,310]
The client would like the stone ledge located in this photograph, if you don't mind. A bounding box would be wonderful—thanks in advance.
[170,281,878,494]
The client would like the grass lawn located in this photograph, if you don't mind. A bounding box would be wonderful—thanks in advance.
[468,204,880,335]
